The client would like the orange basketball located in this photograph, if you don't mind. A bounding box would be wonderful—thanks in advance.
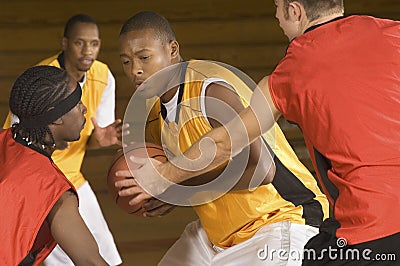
[107,142,167,215]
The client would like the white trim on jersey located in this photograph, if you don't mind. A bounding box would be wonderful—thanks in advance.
[162,77,232,124]
[94,69,116,127]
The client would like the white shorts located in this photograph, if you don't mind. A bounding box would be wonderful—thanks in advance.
[44,181,122,266]
[158,219,318,266]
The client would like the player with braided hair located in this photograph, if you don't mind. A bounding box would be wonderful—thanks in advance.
[9,66,70,150]
[3,14,122,266]
[0,65,108,266]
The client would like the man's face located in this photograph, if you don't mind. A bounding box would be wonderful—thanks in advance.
[62,22,101,72]
[59,79,87,142]
[274,0,299,41]
[118,29,173,94]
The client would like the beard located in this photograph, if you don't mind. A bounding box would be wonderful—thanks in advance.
[77,65,91,72]
[76,59,94,72]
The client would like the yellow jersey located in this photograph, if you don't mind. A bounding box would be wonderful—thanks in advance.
[146,60,329,248]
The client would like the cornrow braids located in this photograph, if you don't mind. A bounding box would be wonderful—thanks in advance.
[9,66,70,148]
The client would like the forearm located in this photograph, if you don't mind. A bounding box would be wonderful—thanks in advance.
[131,81,278,196]
[180,166,225,186]
[156,105,274,185]
[180,138,275,191]
[86,134,101,149]
[157,125,232,184]
[170,79,276,190]
[220,136,276,191]
[48,191,108,266]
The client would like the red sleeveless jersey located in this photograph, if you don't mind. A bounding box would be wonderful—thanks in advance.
[0,129,76,265]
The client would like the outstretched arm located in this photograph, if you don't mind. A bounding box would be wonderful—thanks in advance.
[87,117,129,149]
[86,70,129,149]
[146,76,280,189]
[201,80,275,189]
[116,76,281,197]
[47,191,108,266]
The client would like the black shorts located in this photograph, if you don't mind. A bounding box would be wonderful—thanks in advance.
[302,220,399,265]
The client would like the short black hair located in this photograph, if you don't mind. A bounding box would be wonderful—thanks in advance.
[120,11,176,44]
[64,14,99,38]
[10,66,70,147]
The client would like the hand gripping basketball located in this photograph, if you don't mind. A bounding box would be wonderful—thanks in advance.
[107,142,167,214]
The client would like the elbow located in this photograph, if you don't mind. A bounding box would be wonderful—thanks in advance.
[214,127,232,163]
[252,156,275,186]
[263,161,276,184]
[254,137,276,185]
[216,140,231,162]
[202,126,232,164]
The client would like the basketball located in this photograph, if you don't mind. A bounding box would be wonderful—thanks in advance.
[107,142,167,215]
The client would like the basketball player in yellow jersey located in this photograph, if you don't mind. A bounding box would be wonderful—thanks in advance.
[116,11,329,265]
[4,14,123,265]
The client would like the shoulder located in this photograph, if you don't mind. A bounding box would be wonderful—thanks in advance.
[86,60,110,84]
[91,59,109,70]
[10,150,72,195]
[37,54,60,67]
[205,81,238,101]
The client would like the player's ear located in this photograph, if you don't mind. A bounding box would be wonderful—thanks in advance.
[47,117,64,139]
[288,1,304,22]
[169,40,180,59]
[51,117,64,126]
[61,37,68,51]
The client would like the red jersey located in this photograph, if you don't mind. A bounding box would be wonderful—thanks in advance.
[269,16,400,244]
[0,129,76,265]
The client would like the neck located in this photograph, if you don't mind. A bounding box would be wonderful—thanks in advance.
[65,65,85,82]
[62,55,85,82]
[47,149,56,156]
[160,56,183,103]
[42,145,55,156]
[34,140,56,155]
[302,12,344,34]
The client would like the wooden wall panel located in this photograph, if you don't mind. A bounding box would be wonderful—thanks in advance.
[2,0,399,25]
[1,0,276,24]
[0,19,288,52]
[0,43,287,77]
